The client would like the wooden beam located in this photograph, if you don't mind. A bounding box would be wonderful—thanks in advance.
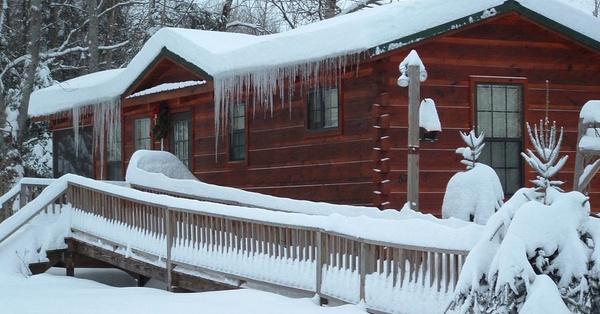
[407,64,420,211]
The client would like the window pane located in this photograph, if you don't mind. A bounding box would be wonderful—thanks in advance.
[491,142,505,168]
[506,86,522,112]
[506,112,521,138]
[506,169,520,194]
[492,86,506,111]
[478,111,492,136]
[479,143,491,166]
[230,104,246,161]
[492,112,507,137]
[134,118,151,151]
[496,168,507,192]
[308,87,338,130]
[506,142,521,168]
[477,85,492,111]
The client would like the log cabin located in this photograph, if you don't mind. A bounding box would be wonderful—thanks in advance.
[29,0,600,216]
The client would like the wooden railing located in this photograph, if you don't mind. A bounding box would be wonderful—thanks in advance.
[67,181,468,313]
[0,185,67,244]
[0,179,55,223]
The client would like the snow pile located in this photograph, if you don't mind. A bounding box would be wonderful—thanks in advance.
[127,150,196,180]
[419,98,441,132]
[442,163,504,225]
[397,49,427,87]
[126,80,207,99]
[442,130,503,224]
[448,189,600,313]
[126,151,482,238]
[126,150,382,217]
[520,275,570,314]
[580,100,600,124]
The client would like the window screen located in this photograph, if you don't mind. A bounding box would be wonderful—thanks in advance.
[172,112,192,168]
[229,103,246,161]
[308,88,339,130]
[476,84,523,195]
[134,118,152,151]
[53,127,93,178]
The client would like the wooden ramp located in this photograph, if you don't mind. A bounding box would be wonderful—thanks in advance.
[0,176,469,313]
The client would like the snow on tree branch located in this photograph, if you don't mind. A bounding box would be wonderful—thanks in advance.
[456,129,485,170]
[521,118,568,204]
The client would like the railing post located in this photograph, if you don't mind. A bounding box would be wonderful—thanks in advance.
[19,184,28,209]
[165,207,174,291]
[359,242,368,303]
[315,231,326,305]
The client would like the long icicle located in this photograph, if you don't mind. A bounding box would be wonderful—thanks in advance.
[212,52,364,161]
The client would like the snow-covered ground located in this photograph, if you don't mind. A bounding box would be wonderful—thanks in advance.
[0,271,365,314]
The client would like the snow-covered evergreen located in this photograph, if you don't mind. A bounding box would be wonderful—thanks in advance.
[521,118,568,204]
[442,130,503,224]
[447,188,599,313]
[448,123,598,313]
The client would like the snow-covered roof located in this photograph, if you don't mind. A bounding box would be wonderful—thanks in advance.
[126,80,207,99]
[29,0,600,117]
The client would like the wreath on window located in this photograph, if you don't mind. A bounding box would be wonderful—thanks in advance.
[152,103,170,140]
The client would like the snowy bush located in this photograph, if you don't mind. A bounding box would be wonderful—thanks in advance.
[442,130,503,224]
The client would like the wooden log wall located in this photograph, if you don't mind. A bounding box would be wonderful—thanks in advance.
[122,65,378,208]
[371,95,392,210]
[374,12,600,215]
[112,12,600,216]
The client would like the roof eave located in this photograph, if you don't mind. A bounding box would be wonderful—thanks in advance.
[369,0,600,58]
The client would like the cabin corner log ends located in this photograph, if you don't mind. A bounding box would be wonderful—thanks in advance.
[63,181,467,311]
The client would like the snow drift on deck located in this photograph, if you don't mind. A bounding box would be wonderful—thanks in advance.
[28,0,600,116]
[125,150,482,250]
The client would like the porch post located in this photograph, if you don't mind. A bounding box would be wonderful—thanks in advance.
[407,64,420,211]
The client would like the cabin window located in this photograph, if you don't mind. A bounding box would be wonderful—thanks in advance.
[107,125,122,181]
[172,112,192,168]
[134,118,152,151]
[308,87,339,130]
[476,84,523,195]
[229,103,246,161]
[53,127,93,178]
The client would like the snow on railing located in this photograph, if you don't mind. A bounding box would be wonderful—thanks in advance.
[0,174,471,313]
[0,178,56,223]
[0,179,67,244]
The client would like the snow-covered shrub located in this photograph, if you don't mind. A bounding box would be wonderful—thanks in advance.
[521,118,568,204]
[442,130,503,224]
[447,189,599,314]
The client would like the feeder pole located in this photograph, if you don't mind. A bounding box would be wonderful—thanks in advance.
[407,64,420,211]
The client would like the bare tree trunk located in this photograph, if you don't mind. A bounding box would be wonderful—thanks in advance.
[87,0,99,73]
[0,0,7,36]
[18,0,43,145]
[106,0,117,68]
[218,0,234,31]
[323,0,337,19]
[594,0,599,17]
